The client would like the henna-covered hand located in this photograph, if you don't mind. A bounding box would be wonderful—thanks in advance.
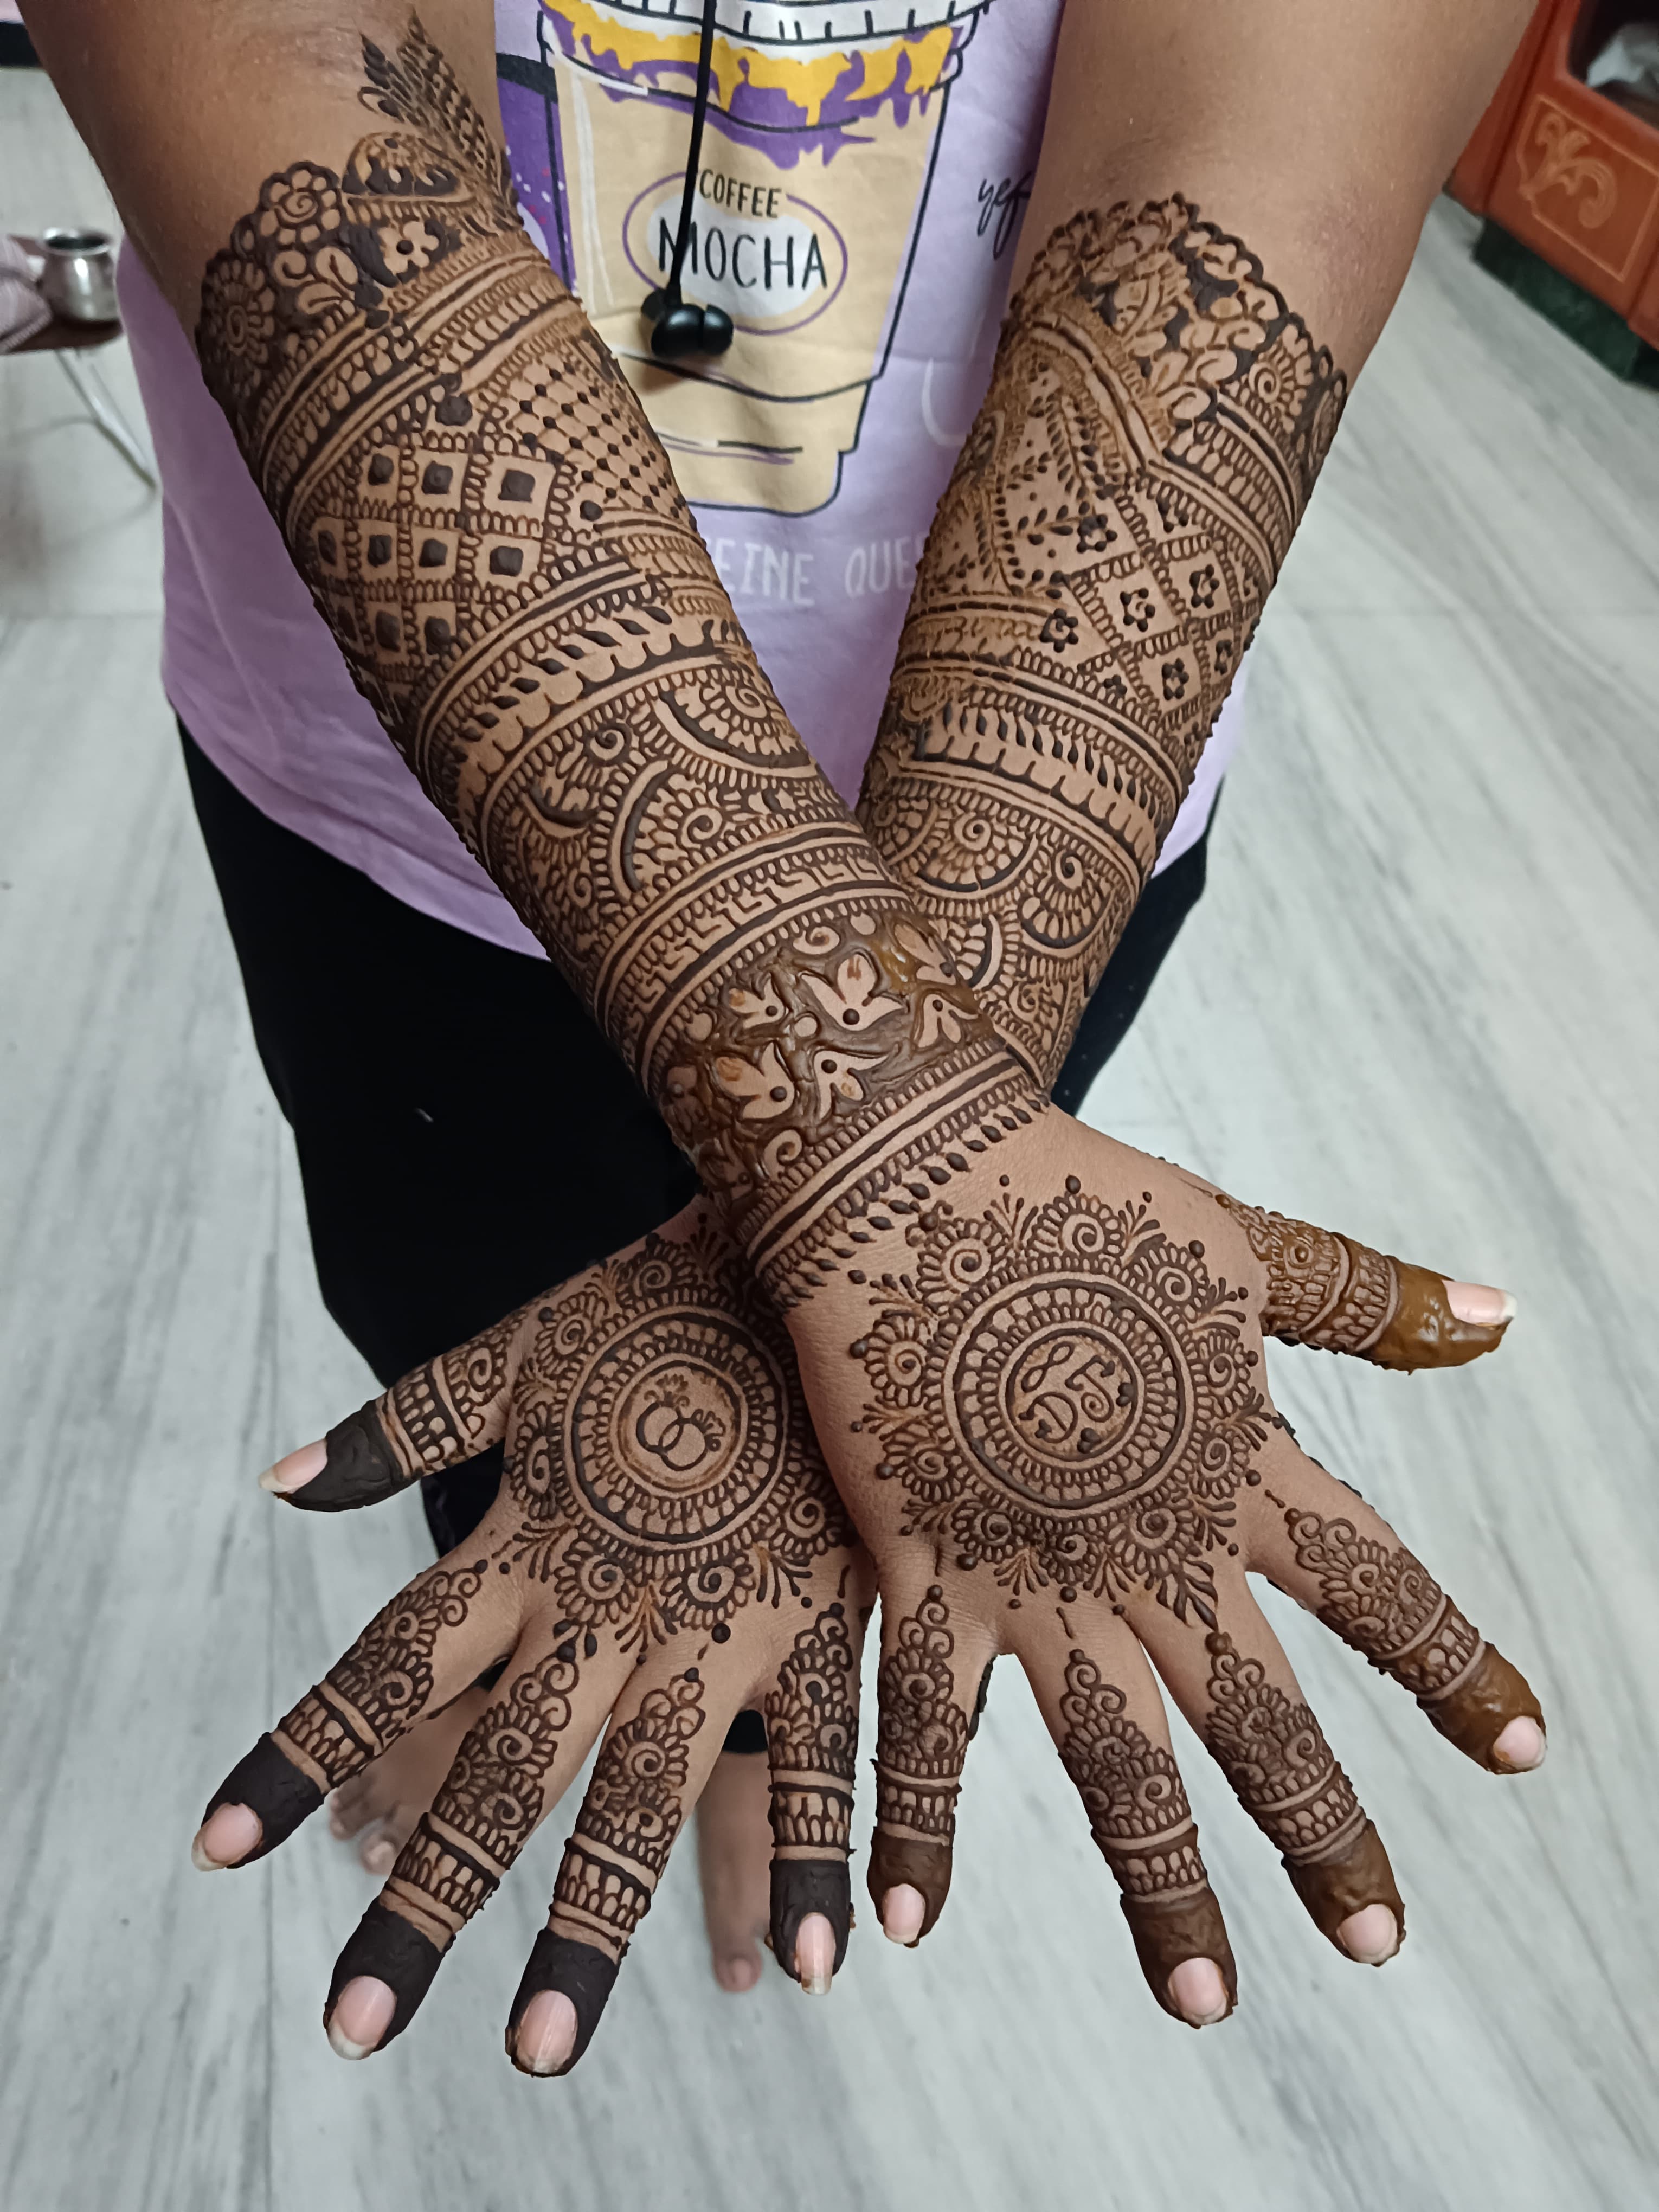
[780,1120,1542,2027]
[193,1204,872,2070]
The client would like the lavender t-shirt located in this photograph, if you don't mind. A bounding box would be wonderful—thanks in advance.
[123,0,1243,960]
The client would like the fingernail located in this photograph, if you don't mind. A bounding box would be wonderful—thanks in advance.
[1491,1715,1547,1773]
[1443,1282,1516,1329]
[327,1976,396,2060]
[880,1885,926,1946]
[715,1955,760,1994]
[794,1912,835,1995]
[515,1989,578,2076]
[361,1835,397,1877]
[259,1439,328,1496]
[1168,1957,1230,2027]
[1339,1905,1399,1965]
[191,1802,262,1870]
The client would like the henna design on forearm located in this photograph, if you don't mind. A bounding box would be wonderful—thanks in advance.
[1281,1507,1544,1770]
[859,202,1345,1089]
[196,17,1029,1303]
[854,1181,1267,1624]
[1216,1198,1512,1370]
[867,1584,968,1938]
[1056,1650,1235,2020]
[765,1602,860,1977]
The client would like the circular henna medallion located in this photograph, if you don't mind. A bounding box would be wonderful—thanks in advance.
[948,1279,1189,1510]
[568,1307,786,1548]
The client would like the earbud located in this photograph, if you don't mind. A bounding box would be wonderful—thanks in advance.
[642,288,734,362]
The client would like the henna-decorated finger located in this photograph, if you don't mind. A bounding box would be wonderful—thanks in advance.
[507,1658,727,2075]
[763,1599,863,1994]
[1019,1608,1236,2027]
[260,1308,528,1512]
[1216,1195,1515,1372]
[866,1584,995,1947]
[1133,1579,1405,1968]
[326,1631,620,2059]
[1252,1432,1546,1776]
[193,1552,519,1872]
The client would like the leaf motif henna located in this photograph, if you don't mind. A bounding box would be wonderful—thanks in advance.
[855,1181,1268,1621]
[861,199,1346,1089]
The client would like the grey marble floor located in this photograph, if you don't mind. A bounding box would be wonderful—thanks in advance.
[3,69,1658,2212]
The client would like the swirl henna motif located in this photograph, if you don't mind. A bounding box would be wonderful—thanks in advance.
[854,1181,1268,1622]
[1279,1507,1544,1766]
[765,1604,859,1860]
[196,17,1028,1306]
[549,1669,707,1963]
[1056,1650,1235,2018]
[860,200,1346,1086]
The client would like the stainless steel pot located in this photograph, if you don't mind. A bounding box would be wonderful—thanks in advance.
[37,227,119,323]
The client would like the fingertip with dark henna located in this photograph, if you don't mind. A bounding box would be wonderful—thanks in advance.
[1122,1889,1238,2026]
[506,1932,619,2076]
[770,1858,850,1990]
[1287,1820,1406,1961]
[1420,1646,1546,1772]
[1369,1264,1515,1371]
[270,1404,410,1513]
[197,1734,323,1866]
[867,1834,949,1946]
[324,1900,443,2053]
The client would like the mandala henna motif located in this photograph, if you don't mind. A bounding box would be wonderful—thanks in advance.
[860,199,1346,1088]
[277,1558,488,1789]
[195,16,1029,1306]
[550,1669,706,1962]
[856,1181,1268,1619]
[1200,1632,1367,1869]
[765,1603,858,1859]
[501,1215,850,1647]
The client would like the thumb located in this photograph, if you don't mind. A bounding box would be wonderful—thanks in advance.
[1217,1195,1514,1372]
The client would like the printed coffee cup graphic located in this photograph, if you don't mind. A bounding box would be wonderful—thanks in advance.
[538,0,991,513]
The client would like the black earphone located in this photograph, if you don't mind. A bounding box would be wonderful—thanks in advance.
[640,0,735,362]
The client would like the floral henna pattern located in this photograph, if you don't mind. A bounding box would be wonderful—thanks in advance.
[874,1586,968,1849]
[381,1309,524,1476]
[860,200,1346,1089]
[501,1214,850,1648]
[278,1558,490,1790]
[854,1180,1268,1622]
[1056,1649,1236,2016]
[383,1647,582,1945]
[1200,1633,1366,1868]
[195,17,1027,1305]
[549,1669,706,1963]
[764,1603,859,1859]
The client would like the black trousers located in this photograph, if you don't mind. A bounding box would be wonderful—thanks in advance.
[182,724,1209,1558]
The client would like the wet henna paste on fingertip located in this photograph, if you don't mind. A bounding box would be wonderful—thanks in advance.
[326,1898,444,2049]
[200,1733,323,1862]
[1421,1645,1545,1771]
[506,1932,619,2075]
[281,1403,408,1513]
[771,1860,853,1980]
[1124,1892,1238,2025]
[1284,1819,1404,1959]
[866,1834,953,1944]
